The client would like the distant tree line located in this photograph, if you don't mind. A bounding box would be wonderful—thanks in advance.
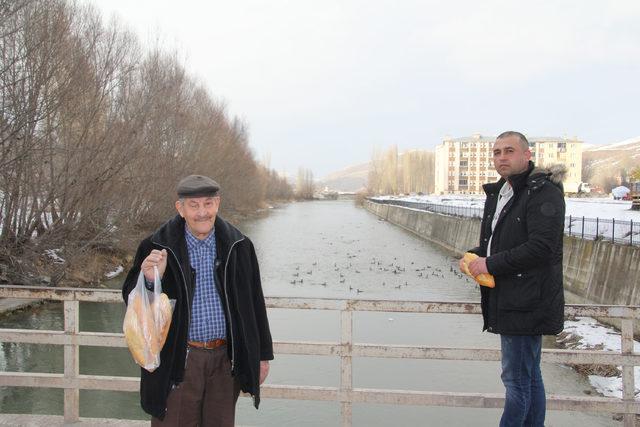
[368,146,434,195]
[296,168,315,199]
[583,157,640,193]
[0,1,292,271]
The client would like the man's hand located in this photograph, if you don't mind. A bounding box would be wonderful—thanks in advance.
[458,257,466,273]
[259,360,270,385]
[141,249,167,282]
[468,256,488,277]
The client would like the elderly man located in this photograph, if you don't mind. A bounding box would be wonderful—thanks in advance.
[461,131,565,427]
[122,175,273,426]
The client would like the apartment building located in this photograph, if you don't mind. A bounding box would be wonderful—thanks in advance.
[434,134,583,195]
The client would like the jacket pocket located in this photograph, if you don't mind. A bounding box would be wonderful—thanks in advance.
[497,272,541,311]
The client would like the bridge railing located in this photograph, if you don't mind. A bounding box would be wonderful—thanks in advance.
[0,285,639,426]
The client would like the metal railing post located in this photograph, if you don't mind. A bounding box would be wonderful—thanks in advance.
[613,218,616,243]
[569,215,572,236]
[64,300,80,422]
[582,216,585,239]
[340,307,353,427]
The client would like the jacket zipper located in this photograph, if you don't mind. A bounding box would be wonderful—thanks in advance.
[224,236,244,372]
[152,242,192,370]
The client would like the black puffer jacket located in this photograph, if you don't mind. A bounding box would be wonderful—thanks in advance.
[122,215,273,419]
[469,161,566,336]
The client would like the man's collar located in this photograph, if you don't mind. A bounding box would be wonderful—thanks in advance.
[184,225,216,247]
[499,181,513,197]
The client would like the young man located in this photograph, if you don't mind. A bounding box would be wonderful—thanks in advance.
[461,131,565,427]
[122,175,273,426]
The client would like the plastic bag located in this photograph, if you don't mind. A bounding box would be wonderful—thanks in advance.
[123,266,175,372]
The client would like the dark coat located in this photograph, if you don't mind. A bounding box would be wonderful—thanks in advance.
[122,214,273,419]
[470,161,566,336]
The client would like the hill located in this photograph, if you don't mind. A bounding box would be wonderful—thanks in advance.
[583,136,640,190]
[319,162,370,192]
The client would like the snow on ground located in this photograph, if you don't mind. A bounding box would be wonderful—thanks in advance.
[560,317,640,399]
[43,249,65,264]
[105,266,124,279]
[563,198,639,221]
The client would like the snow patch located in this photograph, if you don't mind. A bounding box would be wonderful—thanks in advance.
[561,317,640,399]
[589,136,640,151]
[44,249,65,264]
[563,317,639,352]
[105,266,124,279]
[588,376,627,399]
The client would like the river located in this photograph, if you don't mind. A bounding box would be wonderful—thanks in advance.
[0,200,619,426]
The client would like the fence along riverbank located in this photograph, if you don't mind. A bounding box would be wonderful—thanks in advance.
[370,198,639,246]
[364,199,640,316]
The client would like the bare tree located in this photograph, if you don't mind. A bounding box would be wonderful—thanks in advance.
[0,0,293,284]
[296,168,315,199]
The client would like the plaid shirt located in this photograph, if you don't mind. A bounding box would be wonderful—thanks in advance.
[185,226,226,341]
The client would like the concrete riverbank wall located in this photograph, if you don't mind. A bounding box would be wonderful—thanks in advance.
[364,201,640,308]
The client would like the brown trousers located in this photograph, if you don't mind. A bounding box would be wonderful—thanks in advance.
[151,345,241,427]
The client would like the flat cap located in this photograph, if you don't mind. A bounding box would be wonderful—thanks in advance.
[176,175,220,198]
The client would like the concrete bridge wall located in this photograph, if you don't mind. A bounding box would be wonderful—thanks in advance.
[364,201,640,307]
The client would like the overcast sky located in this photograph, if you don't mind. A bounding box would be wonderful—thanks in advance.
[90,0,640,178]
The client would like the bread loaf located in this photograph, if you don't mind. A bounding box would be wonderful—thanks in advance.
[462,252,495,288]
[151,293,172,354]
[123,293,156,369]
[123,290,164,371]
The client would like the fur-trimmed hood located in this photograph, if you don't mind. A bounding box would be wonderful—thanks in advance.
[530,163,567,185]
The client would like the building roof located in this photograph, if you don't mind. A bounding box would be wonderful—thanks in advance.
[529,136,583,143]
[443,135,582,144]
[444,134,495,143]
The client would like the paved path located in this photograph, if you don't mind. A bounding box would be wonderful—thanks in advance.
[0,414,148,426]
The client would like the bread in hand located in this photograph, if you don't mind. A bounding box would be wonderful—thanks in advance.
[462,252,495,288]
[151,293,172,354]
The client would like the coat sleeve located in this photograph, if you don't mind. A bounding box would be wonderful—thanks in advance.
[486,184,565,275]
[467,246,482,256]
[468,196,491,257]
[247,240,274,361]
[121,237,152,304]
